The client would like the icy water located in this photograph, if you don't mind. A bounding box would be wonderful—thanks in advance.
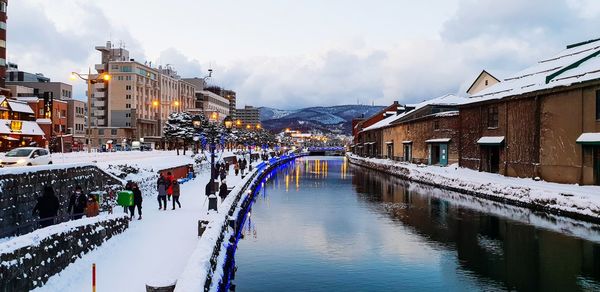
[232,157,600,291]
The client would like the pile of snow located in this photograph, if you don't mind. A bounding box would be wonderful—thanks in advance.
[348,153,600,220]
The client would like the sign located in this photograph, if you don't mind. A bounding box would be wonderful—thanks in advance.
[10,120,23,133]
[43,92,53,119]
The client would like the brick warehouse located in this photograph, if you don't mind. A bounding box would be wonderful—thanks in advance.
[353,38,600,185]
[459,38,600,185]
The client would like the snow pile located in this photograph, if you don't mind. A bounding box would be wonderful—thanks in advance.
[348,153,600,221]
[104,164,159,197]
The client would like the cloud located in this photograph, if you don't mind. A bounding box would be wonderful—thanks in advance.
[157,48,205,78]
[9,0,600,109]
[8,1,144,98]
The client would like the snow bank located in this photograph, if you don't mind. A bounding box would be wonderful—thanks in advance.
[175,154,303,292]
[347,153,600,222]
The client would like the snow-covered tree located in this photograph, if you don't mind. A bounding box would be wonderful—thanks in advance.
[164,112,196,155]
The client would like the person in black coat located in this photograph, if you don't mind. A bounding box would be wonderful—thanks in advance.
[33,185,60,228]
[68,185,87,220]
[129,183,143,220]
[219,180,228,200]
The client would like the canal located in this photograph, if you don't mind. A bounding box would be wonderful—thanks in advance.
[231,157,600,291]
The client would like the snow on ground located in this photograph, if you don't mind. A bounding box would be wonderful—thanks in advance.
[348,153,600,220]
[33,162,248,292]
[51,150,196,171]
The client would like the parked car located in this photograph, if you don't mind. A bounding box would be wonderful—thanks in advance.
[0,147,53,167]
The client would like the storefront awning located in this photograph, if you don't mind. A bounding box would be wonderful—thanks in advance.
[425,138,451,143]
[477,136,505,145]
[576,133,600,145]
[402,141,412,144]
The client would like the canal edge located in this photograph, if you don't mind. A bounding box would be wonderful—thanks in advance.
[174,154,306,292]
[346,154,600,225]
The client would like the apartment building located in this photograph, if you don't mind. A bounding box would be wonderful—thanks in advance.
[91,41,198,147]
[236,105,260,127]
[67,99,86,150]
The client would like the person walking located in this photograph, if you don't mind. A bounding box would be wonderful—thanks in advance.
[32,185,59,228]
[234,163,239,176]
[165,171,174,201]
[219,167,227,181]
[130,183,143,220]
[85,194,99,218]
[172,180,181,210]
[157,174,168,210]
[219,180,228,200]
[68,186,88,220]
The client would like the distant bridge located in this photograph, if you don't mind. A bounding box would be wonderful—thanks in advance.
[306,147,346,156]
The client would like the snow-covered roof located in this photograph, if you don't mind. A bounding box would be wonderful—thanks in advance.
[432,110,459,117]
[7,100,34,114]
[0,119,46,136]
[14,96,40,102]
[576,133,600,143]
[36,118,52,124]
[477,136,505,145]
[9,101,33,113]
[425,138,451,143]
[402,140,412,144]
[467,39,600,104]
[361,94,469,132]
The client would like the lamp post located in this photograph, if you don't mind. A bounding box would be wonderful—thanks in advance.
[193,114,233,198]
[70,69,111,153]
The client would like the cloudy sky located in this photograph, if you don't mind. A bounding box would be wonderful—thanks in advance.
[8,0,600,109]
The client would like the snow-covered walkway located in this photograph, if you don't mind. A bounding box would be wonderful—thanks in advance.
[34,167,245,292]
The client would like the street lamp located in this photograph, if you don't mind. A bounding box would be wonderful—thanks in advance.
[70,69,111,153]
[194,114,233,202]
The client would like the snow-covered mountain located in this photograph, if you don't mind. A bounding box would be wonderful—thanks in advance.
[259,105,385,134]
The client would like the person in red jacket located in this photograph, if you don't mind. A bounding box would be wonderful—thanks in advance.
[165,171,174,201]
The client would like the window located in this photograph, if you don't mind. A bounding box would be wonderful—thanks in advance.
[98,129,105,135]
[596,90,600,120]
[488,105,499,128]
[111,129,117,135]
[433,120,440,130]
[126,85,132,90]
[121,66,133,72]
[485,79,489,86]
[126,104,131,109]
[112,65,119,70]
[0,21,6,30]
[126,94,131,99]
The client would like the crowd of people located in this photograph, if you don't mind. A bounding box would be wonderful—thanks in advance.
[31,154,257,229]
[32,185,101,228]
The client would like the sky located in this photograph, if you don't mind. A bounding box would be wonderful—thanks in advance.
[8,0,600,109]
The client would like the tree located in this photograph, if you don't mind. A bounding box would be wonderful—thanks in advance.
[163,112,196,155]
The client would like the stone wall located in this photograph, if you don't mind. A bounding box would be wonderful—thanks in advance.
[0,214,129,292]
[0,165,123,237]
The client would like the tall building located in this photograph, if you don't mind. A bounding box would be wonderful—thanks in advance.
[0,0,7,93]
[236,105,260,127]
[67,99,86,150]
[91,41,196,148]
[203,86,236,119]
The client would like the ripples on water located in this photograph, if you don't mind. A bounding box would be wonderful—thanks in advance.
[231,157,600,291]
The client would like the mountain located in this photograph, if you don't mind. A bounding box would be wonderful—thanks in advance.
[259,105,385,135]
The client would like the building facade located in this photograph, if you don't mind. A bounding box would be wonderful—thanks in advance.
[0,0,7,93]
[236,105,260,127]
[196,90,230,121]
[0,96,46,151]
[67,99,86,150]
[90,42,198,147]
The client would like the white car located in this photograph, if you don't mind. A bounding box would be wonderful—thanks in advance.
[0,147,53,167]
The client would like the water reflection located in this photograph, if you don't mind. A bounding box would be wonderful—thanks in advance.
[352,165,600,292]
[233,158,600,292]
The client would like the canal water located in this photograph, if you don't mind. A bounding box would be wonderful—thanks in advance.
[232,157,600,291]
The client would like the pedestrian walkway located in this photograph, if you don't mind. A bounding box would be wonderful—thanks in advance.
[34,167,245,292]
